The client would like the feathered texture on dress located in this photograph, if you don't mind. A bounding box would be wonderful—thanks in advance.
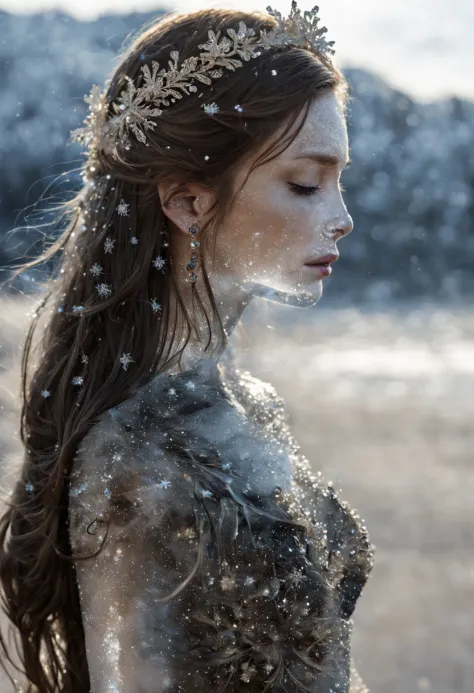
[68,354,373,693]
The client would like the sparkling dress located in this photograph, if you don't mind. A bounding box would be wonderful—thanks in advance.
[68,352,374,693]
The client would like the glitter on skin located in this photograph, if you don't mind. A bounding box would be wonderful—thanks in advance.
[68,357,373,691]
[157,93,353,374]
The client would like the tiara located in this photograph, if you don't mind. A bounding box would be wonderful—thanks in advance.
[71,2,335,156]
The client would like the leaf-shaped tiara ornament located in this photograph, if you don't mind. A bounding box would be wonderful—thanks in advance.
[71,1,336,157]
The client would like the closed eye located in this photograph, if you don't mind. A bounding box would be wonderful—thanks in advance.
[288,182,321,196]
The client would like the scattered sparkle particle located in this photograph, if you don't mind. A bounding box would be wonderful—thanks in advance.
[152,255,166,272]
[72,376,84,386]
[72,305,85,313]
[167,387,177,397]
[150,298,162,313]
[90,263,103,278]
[119,352,134,370]
[202,102,220,115]
[104,237,116,254]
[70,481,88,498]
[104,487,111,499]
[96,283,112,299]
[184,380,196,391]
[271,69,277,76]
[240,662,256,682]
[117,199,130,216]
[234,104,243,112]
[288,569,306,586]
[41,389,51,399]
[81,353,89,364]
[220,575,236,591]
[202,489,213,498]
[130,236,139,245]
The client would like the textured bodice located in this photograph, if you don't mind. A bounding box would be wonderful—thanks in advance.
[68,356,373,693]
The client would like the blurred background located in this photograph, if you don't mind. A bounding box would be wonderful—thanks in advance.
[0,1,473,691]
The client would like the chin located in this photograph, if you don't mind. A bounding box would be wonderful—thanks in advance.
[254,282,323,308]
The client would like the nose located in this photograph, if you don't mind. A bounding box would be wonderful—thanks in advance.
[323,211,354,240]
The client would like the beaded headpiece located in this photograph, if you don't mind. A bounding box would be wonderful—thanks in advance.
[71,2,335,156]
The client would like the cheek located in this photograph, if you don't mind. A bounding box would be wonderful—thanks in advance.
[216,180,323,277]
[230,185,302,253]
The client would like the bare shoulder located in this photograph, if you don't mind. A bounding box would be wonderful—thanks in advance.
[68,365,226,553]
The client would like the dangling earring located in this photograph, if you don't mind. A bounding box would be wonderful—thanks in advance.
[186,223,200,283]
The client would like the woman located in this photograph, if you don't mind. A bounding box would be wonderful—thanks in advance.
[0,3,373,692]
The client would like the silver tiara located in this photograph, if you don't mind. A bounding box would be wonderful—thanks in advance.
[71,2,335,155]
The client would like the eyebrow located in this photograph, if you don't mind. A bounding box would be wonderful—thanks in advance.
[294,152,352,168]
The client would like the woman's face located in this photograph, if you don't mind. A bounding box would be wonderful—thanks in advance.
[211,91,353,308]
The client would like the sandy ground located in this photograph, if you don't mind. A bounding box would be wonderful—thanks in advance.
[0,296,473,692]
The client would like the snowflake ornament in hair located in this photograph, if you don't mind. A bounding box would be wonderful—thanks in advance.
[70,2,336,159]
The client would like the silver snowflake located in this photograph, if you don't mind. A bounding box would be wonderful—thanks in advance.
[81,353,89,364]
[202,489,213,499]
[90,263,103,278]
[72,305,85,313]
[167,387,177,397]
[244,575,255,586]
[159,480,171,489]
[220,575,236,591]
[25,481,34,494]
[184,380,196,391]
[130,236,139,245]
[104,237,116,254]
[264,663,274,675]
[72,376,84,386]
[117,199,130,216]
[202,102,220,115]
[119,352,134,370]
[150,298,162,313]
[41,389,51,399]
[152,255,166,272]
[287,569,306,586]
[240,662,257,682]
[96,283,112,299]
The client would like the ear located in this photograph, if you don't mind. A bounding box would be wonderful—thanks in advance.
[157,180,216,234]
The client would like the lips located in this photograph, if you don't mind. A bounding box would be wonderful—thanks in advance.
[304,253,339,266]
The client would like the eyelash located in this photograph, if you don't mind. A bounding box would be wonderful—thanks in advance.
[288,182,347,196]
[288,183,321,196]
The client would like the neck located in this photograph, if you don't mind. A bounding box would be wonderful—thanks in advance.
[159,261,252,376]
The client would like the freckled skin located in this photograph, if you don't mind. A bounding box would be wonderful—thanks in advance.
[211,92,354,308]
[160,91,354,370]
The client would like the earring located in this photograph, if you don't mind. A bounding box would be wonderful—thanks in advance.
[186,223,200,283]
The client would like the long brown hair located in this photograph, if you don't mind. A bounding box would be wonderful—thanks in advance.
[0,7,348,692]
